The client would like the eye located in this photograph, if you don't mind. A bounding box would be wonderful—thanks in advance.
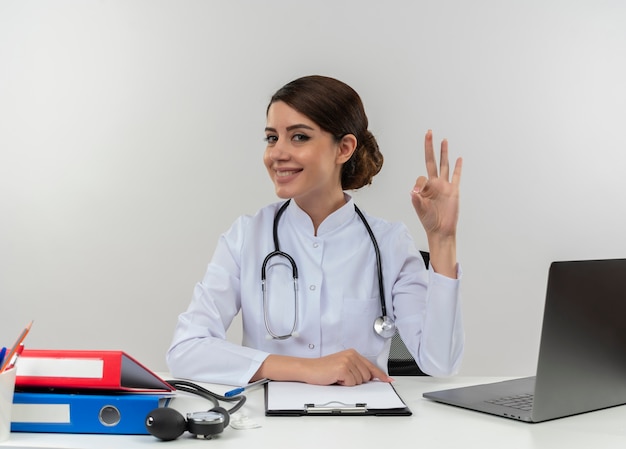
[292,134,310,142]
[264,135,278,144]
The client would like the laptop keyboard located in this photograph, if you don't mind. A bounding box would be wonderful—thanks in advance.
[486,393,534,411]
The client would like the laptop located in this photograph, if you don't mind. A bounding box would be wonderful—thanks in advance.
[423,258,626,423]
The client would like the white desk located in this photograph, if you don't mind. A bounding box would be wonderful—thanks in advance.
[3,376,626,449]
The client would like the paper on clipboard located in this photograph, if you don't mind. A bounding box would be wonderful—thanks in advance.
[265,380,411,416]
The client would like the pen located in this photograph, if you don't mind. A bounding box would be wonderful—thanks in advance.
[0,320,33,373]
[225,378,270,397]
[6,344,25,371]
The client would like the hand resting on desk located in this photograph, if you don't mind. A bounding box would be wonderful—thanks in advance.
[252,348,394,386]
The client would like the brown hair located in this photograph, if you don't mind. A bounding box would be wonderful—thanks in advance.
[267,75,383,190]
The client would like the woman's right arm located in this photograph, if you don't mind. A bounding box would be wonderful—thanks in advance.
[166,217,271,386]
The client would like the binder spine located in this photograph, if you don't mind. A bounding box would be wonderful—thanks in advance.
[11,392,169,434]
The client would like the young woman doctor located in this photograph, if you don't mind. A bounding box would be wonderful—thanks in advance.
[167,75,464,387]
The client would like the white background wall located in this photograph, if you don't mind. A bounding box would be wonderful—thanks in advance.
[1,0,625,376]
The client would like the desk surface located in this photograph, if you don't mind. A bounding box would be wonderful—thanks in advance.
[3,376,626,449]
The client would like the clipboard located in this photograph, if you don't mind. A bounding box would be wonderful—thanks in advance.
[264,381,412,416]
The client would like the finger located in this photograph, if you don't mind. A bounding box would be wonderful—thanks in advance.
[368,362,394,383]
[338,366,361,387]
[411,176,429,215]
[351,366,367,385]
[355,356,381,384]
[336,352,364,386]
[451,157,463,186]
[347,352,383,385]
[424,130,438,179]
[439,139,450,181]
[412,175,428,195]
[355,354,394,383]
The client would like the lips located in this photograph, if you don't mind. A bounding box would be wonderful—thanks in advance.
[276,169,301,177]
[274,168,302,184]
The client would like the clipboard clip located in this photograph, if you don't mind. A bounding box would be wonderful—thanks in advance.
[304,401,368,414]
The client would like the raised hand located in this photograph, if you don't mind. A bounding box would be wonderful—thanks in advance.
[411,130,462,277]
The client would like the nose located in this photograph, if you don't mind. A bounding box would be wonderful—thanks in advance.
[266,139,290,162]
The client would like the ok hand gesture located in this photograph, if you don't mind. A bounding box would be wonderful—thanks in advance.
[411,130,463,277]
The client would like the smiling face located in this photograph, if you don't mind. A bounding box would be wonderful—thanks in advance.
[264,101,356,214]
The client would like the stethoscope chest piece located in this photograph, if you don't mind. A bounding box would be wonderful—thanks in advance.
[374,315,396,339]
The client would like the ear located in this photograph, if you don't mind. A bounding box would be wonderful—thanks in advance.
[336,134,357,165]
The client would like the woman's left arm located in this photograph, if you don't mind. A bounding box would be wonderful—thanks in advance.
[410,130,463,278]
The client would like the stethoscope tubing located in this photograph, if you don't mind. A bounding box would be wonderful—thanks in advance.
[261,249,299,340]
[261,200,394,339]
[353,204,388,318]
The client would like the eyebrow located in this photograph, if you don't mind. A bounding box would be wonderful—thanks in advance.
[265,124,316,133]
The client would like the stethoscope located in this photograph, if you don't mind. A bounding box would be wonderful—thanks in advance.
[260,200,396,340]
